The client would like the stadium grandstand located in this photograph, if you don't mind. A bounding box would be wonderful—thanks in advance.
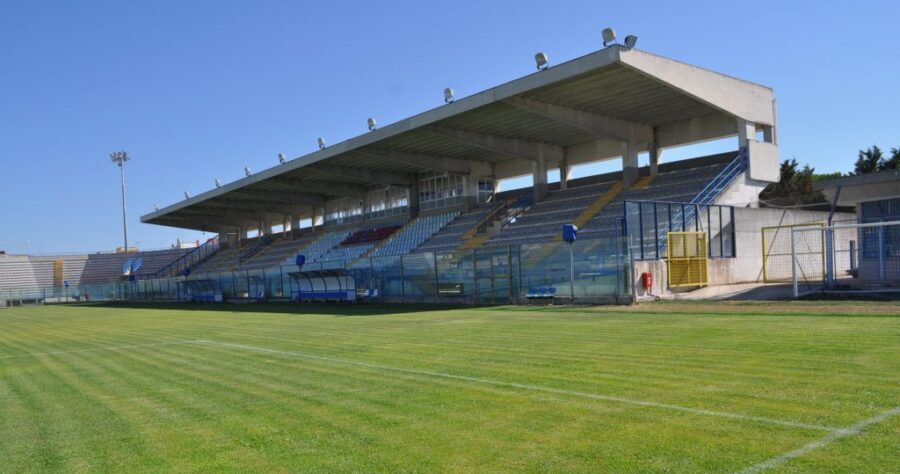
[11,38,864,306]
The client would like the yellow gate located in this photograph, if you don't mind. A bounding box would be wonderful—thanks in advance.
[666,231,708,288]
[761,223,825,283]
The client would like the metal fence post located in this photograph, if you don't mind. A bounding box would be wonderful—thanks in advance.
[791,228,798,298]
[878,224,886,281]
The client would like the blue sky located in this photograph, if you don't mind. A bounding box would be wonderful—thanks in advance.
[1,0,898,254]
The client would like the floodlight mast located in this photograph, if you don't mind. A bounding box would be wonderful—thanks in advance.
[109,151,131,253]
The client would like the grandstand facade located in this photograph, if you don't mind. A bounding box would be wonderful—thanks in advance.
[5,42,806,304]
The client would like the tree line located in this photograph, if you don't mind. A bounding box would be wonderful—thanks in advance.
[759,145,899,207]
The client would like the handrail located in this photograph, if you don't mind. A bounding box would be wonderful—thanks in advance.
[690,148,747,205]
[152,236,220,278]
[624,151,746,260]
[498,194,534,230]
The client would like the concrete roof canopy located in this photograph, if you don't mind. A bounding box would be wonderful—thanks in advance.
[141,45,776,232]
[814,169,900,206]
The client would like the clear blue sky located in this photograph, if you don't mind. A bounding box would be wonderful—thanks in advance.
[1,0,898,254]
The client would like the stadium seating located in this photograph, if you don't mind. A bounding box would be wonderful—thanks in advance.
[79,248,192,284]
[579,161,728,240]
[0,255,40,294]
[299,229,355,265]
[238,235,316,270]
[415,202,504,253]
[370,212,458,258]
[481,160,729,247]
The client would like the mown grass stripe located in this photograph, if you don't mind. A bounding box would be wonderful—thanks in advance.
[195,339,840,432]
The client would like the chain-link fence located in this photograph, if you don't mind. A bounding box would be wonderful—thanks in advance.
[790,220,900,297]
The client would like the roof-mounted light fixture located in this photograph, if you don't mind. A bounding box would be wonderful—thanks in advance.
[184,191,191,200]
[602,28,617,47]
[534,52,549,70]
[317,137,326,149]
[444,87,455,104]
[154,204,160,211]
[214,178,222,188]
[278,153,287,164]
[624,35,638,48]
[244,166,252,177]
[367,117,377,131]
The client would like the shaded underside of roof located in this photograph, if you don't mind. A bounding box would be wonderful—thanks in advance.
[143,47,773,232]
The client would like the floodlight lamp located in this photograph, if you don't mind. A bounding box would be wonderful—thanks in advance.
[278,152,287,164]
[367,117,377,131]
[154,204,160,211]
[244,166,252,177]
[624,35,638,48]
[317,137,326,149]
[534,52,549,70]
[602,28,617,47]
[215,178,222,188]
[184,191,191,199]
[109,150,130,165]
[444,87,455,103]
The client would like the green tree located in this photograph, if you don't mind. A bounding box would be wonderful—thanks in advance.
[759,158,826,206]
[879,147,900,171]
[854,145,884,174]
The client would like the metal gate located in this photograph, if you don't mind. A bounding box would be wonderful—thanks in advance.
[666,231,708,287]
[761,223,824,283]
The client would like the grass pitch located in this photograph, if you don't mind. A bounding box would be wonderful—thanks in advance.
[0,301,898,473]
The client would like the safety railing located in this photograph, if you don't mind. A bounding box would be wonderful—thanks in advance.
[1,235,633,306]
[151,236,220,278]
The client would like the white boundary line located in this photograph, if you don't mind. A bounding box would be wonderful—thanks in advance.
[194,339,838,432]
[0,340,204,360]
[735,406,900,474]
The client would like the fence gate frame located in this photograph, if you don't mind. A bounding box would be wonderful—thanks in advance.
[666,231,709,288]
[761,223,825,283]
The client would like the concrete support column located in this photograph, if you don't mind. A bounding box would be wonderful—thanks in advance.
[311,207,318,233]
[737,119,756,149]
[762,125,775,144]
[622,142,639,187]
[408,178,420,219]
[360,196,367,225]
[559,155,569,191]
[649,144,661,177]
[463,174,478,212]
[532,158,549,203]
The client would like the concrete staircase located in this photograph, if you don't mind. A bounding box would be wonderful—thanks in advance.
[552,180,628,242]
[460,197,518,250]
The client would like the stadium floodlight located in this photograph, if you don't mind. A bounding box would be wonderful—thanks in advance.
[624,35,638,48]
[317,137,326,149]
[109,151,131,253]
[534,52,549,70]
[278,152,287,164]
[602,28,617,47]
[367,117,377,131]
[154,204,160,211]
[444,87,455,104]
[184,191,191,199]
[215,178,222,188]
[244,166,252,177]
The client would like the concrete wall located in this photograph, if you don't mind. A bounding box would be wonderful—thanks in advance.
[633,207,854,297]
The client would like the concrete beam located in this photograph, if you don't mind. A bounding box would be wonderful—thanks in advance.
[203,199,306,217]
[357,148,487,175]
[504,96,653,144]
[269,178,365,199]
[232,189,326,206]
[309,164,413,187]
[426,125,564,163]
